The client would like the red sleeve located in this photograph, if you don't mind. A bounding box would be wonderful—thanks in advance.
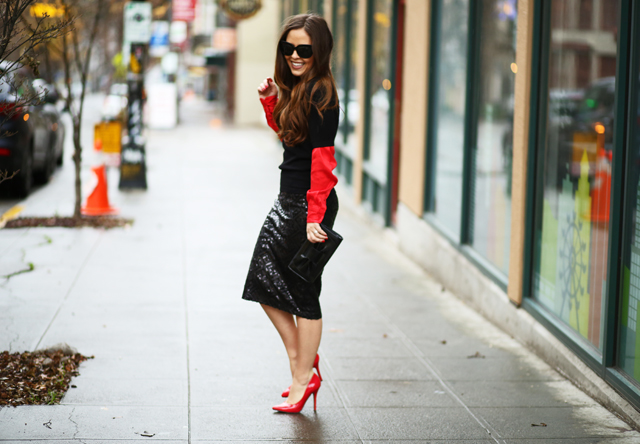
[307,146,338,223]
[260,95,279,133]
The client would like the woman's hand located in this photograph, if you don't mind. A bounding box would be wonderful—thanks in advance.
[258,78,278,99]
[306,223,327,243]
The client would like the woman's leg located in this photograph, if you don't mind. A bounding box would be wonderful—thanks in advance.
[261,304,299,377]
[287,317,322,404]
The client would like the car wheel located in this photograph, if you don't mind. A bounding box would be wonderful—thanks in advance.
[35,145,55,184]
[14,143,33,198]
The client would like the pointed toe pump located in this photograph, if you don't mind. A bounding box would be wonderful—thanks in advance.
[282,354,322,398]
[273,373,321,413]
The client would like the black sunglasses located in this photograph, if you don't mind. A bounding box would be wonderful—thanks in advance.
[280,41,313,59]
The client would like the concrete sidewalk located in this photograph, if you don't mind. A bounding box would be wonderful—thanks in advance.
[0,96,639,443]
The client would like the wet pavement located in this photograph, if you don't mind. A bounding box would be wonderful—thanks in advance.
[0,96,639,443]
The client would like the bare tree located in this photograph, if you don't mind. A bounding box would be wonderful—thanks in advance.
[0,1,72,121]
[0,170,18,185]
[56,0,108,218]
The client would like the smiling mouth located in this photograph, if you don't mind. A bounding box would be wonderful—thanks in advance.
[291,61,304,69]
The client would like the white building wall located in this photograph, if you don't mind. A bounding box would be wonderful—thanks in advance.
[234,0,281,126]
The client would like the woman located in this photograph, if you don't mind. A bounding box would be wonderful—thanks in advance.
[242,13,339,414]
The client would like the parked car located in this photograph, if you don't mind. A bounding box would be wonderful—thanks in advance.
[33,79,66,167]
[0,62,58,196]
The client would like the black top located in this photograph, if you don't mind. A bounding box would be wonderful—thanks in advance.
[279,89,339,194]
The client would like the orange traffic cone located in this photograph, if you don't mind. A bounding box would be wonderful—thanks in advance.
[590,147,611,223]
[81,165,118,216]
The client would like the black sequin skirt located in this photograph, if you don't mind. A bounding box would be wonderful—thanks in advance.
[242,189,338,320]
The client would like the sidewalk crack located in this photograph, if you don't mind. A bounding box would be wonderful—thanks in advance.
[33,232,103,351]
[68,407,85,443]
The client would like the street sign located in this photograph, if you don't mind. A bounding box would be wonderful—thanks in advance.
[124,1,152,43]
[149,21,170,58]
[172,0,196,22]
[170,20,188,44]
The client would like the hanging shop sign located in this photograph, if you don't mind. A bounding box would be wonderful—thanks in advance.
[219,0,262,20]
[172,0,196,22]
[170,20,188,44]
[149,21,170,57]
[124,1,152,44]
[30,3,65,17]
[212,28,237,51]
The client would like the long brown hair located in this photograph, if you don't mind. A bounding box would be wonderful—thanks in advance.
[273,14,338,146]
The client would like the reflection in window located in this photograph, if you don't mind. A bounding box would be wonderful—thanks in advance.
[431,0,469,238]
[365,0,393,184]
[470,0,516,275]
[618,50,640,387]
[532,0,619,352]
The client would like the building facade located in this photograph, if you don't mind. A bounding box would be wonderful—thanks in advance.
[269,0,640,419]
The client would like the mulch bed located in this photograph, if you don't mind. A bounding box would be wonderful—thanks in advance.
[4,216,132,229]
[0,349,93,406]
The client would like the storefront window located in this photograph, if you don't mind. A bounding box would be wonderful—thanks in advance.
[470,0,516,275]
[345,0,359,157]
[532,0,620,352]
[332,0,358,184]
[618,56,640,385]
[334,0,348,144]
[364,0,393,184]
[430,0,469,238]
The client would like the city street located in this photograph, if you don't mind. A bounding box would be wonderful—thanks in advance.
[0,95,639,442]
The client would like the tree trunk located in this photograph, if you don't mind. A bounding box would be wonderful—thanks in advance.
[73,116,82,218]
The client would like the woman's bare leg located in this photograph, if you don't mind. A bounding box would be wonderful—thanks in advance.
[287,317,322,404]
[261,304,299,377]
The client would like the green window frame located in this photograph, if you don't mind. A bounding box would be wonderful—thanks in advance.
[521,0,640,410]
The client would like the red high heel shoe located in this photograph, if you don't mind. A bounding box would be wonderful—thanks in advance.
[282,354,321,397]
[273,373,321,413]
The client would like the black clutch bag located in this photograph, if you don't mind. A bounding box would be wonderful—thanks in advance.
[288,224,343,283]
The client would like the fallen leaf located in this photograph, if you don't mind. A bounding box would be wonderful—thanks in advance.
[467,351,485,359]
[531,423,547,427]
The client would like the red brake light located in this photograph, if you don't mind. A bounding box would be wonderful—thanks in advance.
[0,103,23,120]
[0,148,11,156]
